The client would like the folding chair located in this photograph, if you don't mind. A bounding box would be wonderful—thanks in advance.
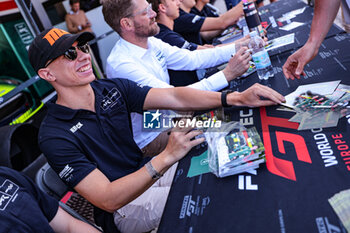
[0,123,47,180]
[35,162,102,232]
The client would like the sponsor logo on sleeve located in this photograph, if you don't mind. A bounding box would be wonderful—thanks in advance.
[0,180,19,211]
[59,164,74,182]
[192,15,201,24]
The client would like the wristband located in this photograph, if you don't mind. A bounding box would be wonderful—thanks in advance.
[145,161,163,180]
[221,90,232,107]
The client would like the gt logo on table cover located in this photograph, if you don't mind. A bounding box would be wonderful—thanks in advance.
[260,107,312,181]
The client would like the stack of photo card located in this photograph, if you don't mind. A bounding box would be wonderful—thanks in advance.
[281,81,350,130]
[205,123,265,178]
[329,189,350,232]
[216,25,244,44]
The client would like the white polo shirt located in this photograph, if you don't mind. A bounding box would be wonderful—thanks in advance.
[106,36,236,149]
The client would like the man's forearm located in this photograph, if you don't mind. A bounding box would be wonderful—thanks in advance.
[144,84,284,112]
[172,88,222,110]
[201,3,242,31]
[50,207,100,233]
[98,149,178,211]
[221,2,243,27]
[200,30,222,41]
[75,165,166,213]
[144,87,244,111]
[307,0,341,49]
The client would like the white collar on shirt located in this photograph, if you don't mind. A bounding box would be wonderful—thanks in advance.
[69,10,80,15]
[118,37,153,59]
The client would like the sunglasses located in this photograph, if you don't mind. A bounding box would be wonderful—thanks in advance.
[127,3,154,18]
[45,43,90,68]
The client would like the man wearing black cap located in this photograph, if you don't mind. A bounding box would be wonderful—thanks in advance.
[29,27,284,233]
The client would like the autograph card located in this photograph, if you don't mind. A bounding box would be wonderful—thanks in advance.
[265,33,295,51]
[281,81,341,109]
[280,22,304,31]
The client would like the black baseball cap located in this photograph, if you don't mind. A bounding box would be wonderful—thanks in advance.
[28,28,94,73]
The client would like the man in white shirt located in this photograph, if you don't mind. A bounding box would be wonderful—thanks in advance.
[102,0,256,156]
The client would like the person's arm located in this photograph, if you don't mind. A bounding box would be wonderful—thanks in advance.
[200,30,223,41]
[106,57,174,88]
[65,16,79,34]
[187,46,251,91]
[143,83,285,111]
[74,83,283,212]
[74,128,203,212]
[159,36,236,70]
[196,44,215,49]
[282,0,341,80]
[200,2,243,31]
[168,41,251,89]
[107,38,244,91]
[215,34,251,48]
[49,207,100,233]
[109,44,249,91]
[197,35,250,50]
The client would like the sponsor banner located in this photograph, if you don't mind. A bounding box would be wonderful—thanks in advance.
[0,0,19,17]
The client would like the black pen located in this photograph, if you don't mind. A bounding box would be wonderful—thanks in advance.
[265,23,272,31]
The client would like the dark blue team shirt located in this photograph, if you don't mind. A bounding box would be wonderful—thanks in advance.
[190,5,219,17]
[190,5,219,44]
[0,166,58,233]
[174,9,205,45]
[156,23,198,50]
[156,23,199,86]
[39,78,151,230]
[39,78,151,187]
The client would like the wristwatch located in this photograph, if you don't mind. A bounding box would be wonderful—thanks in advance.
[145,161,163,180]
[221,90,233,107]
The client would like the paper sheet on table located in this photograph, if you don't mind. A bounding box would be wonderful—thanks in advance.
[329,189,350,233]
[280,22,304,31]
[281,80,341,109]
[297,110,340,130]
[187,150,210,178]
[288,112,303,122]
[277,7,306,22]
[266,33,295,51]
[290,7,307,16]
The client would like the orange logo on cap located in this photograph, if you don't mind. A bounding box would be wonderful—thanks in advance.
[43,28,69,46]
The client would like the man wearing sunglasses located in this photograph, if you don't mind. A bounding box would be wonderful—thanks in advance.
[103,0,252,158]
[29,28,284,233]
